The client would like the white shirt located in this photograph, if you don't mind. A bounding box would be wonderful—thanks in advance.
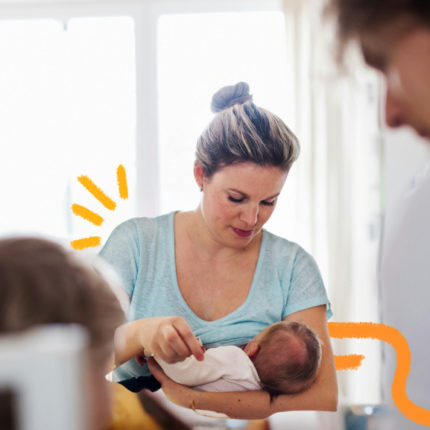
[155,345,261,392]
[380,165,430,428]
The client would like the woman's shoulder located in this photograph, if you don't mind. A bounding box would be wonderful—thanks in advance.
[263,229,303,256]
[262,229,318,270]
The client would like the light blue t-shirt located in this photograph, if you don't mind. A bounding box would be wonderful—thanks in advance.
[100,212,331,380]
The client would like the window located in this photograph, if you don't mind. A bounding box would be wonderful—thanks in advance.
[0,15,136,242]
[157,11,292,215]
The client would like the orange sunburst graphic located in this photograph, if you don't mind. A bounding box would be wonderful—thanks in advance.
[70,164,128,250]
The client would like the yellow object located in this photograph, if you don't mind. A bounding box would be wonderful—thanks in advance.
[107,383,162,430]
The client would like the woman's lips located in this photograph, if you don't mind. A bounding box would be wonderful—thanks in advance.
[232,227,253,237]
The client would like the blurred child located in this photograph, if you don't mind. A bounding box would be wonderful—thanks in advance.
[0,237,125,430]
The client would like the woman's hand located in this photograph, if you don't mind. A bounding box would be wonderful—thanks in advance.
[147,357,198,409]
[140,316,204,363]
[114,316,204,367]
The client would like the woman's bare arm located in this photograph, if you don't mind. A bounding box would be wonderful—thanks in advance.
[148,305,338,419]
[114,316,204,368]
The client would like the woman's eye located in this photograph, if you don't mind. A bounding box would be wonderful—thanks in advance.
[228,196,244,203]
[261,200,275,206]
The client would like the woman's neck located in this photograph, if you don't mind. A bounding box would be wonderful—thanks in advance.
[177,209,261,263]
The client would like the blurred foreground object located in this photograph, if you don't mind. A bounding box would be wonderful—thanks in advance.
[107,384,162,430]
[0,326,87,430]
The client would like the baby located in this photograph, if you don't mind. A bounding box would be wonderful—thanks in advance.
[156,320,321,397]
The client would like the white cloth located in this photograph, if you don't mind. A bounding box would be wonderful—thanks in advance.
[379,164,430,429]
[155,345,261,392]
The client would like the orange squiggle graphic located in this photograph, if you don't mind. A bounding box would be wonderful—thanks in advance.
[334,354,365,370]
[329,322,429,426]
[117,164,128,199]
[70,236,101,250]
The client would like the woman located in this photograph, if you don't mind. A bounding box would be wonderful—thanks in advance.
[101,82,337,418]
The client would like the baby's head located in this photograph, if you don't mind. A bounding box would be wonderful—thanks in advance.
[244,321,321,397]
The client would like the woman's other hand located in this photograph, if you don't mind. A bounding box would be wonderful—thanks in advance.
[147,357,198,409]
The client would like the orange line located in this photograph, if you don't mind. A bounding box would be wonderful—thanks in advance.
[70,236,101,250]
[334,354,365,370]
[117,164,128,199]
[71,204,104,226]
[328,322,429,426]
[78,175,116,210]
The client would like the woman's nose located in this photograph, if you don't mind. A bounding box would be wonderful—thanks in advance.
[240,205,258,227]
[385,86,406,129]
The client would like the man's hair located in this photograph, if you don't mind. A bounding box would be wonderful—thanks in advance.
[253,321,322,398]
[325,0,430,63]
[0,237,124,362]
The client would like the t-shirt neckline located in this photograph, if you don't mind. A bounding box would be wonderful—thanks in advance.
[167,211,266,324]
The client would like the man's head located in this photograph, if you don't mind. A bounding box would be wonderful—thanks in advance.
[244,321,321,396]
[326,0,430,139]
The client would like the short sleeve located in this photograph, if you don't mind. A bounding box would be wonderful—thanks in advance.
[99,219,140,297]
[283,247,332,319]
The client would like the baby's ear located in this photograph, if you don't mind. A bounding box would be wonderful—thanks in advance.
[245,342,260,361]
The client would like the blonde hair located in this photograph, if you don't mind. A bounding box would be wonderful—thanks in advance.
[196,82,300,177]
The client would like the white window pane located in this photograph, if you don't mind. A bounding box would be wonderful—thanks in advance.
[0,17,137,246]
[157,12,293,215]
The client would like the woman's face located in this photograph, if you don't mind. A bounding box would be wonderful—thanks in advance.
[196,162,288,248]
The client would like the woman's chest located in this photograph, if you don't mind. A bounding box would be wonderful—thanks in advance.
[175,250,258,321]
[131,250,286,331]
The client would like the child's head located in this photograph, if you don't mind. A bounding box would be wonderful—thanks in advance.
[0,237,125,429]
[245,321,321,396]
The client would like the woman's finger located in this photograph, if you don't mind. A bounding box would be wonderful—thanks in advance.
[157,342,186,363]
[157,324,190,362]
[173,318,205,361]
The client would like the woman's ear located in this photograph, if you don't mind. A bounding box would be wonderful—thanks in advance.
[194,161,205,190]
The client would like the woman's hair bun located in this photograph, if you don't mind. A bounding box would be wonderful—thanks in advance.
[211,82,253,113]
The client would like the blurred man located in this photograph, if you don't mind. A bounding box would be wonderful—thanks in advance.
[327,1,430,428]
[328,1,430,137]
